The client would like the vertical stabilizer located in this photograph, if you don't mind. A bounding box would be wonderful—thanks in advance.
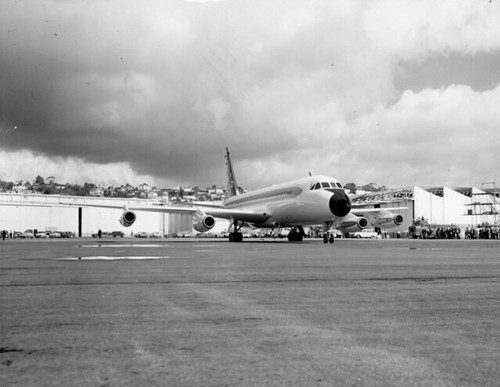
[225,147,239,198]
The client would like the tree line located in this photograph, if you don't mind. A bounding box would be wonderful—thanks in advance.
[0,176,118,197]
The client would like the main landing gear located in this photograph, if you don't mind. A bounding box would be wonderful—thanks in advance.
[287,226,306,242]
[228,219,243,242]
[228,232,243,242]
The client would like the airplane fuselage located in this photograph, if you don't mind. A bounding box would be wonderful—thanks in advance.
[223,175,351,227]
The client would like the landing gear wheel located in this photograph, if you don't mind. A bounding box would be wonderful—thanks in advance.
[229,232,243,242]
[228,219,243,242]
[329,234,335,243]
[323,234,329,243]
[287,231,303,242]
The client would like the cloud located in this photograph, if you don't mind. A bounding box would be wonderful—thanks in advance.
[364,0,500,58]
[0,150,159,187]
[1,0,499,190]
[343,84,500,187]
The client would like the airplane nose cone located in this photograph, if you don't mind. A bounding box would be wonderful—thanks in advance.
[329,190,351,217]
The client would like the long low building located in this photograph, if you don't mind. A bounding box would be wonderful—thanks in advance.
[0,193,195,237]
[1,186,499,237]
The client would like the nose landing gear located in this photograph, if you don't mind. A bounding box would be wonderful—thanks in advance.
[323,232,335,243]
[322,222,335,244]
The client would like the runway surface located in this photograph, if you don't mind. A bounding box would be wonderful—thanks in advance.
[1,238,499,386]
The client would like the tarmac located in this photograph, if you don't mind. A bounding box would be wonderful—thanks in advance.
[1,237,499,386]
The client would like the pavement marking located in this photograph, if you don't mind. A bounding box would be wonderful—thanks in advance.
[56,256,172,260]
[80,244,169,248]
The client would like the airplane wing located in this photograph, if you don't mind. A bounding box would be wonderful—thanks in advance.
[56,201,200,214]
[56,201,271,223]
[58,201,271,223]
[1,198,271,224]
[197,205,271,224]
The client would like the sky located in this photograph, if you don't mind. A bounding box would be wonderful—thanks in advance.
[1,0,499,190]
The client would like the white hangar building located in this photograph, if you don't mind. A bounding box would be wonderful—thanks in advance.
[0,193,195,237]
[352,186,499,234]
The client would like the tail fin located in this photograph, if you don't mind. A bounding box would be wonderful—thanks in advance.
[225,147,239,198]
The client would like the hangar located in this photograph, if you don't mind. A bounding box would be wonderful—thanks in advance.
[0,193,194,237]
[351,185,499,236]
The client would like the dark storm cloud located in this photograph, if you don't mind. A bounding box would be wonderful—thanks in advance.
[2,0,338,186]
[2,0,500,188]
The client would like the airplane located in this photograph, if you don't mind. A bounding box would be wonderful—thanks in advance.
[195,147,354,242]
[0,148,404,244]
[191,148,404,242]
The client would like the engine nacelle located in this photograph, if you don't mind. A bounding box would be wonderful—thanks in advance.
[371,213,404,228]
[338,216,369,233]
[193,210,216,233]
[119,210,137,227]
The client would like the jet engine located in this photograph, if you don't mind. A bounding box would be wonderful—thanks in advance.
[370,213,404,229]
[193,210,216,233]
[119,209,137,227]
[338,216,369,233]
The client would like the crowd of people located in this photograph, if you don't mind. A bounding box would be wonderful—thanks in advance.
[464,226,499,239]
[408,217,499,240]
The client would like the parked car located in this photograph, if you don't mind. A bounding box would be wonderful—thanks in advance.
[23,230,34,238]
[332,229,344,238]
[92,231,111,238]
[196,232,215,238]
[149,232,161,238]
[348,229,379,238]
[91,231,124,238]
[35,232,48,238]
[49,232,61,238]
[134,232,149,238]
[272,229,289,239]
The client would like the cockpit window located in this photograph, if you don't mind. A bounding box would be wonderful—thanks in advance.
[311,181,343,190]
